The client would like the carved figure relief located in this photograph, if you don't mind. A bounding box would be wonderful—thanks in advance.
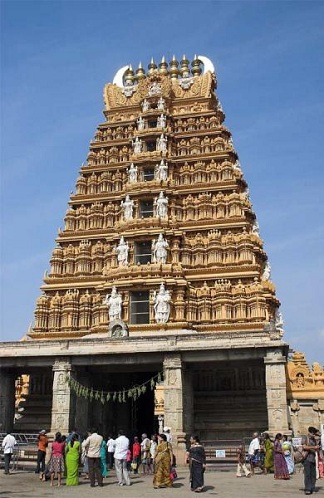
[168,370,177,386]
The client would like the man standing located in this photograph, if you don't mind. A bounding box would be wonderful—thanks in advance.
[248,432,260,475]
[35,429,48,476]
[114,429,131,486]
[83,428,103,488]
[2,432,17,474]
[163,426,172,442]
[302,426,321,495]
[107,435,116,469]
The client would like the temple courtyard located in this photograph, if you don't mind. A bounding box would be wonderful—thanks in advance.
[0,466,321,498]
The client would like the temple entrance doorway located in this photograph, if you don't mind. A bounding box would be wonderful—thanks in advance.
[77,366,160,439]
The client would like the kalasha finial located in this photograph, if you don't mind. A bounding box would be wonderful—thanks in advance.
[148,58,157,75]
[159,56,168,75]
[191,55,202,76]
[136,62,145,81]
[180,54,190,78]
[124,65,135,85]
[169,55,179,80]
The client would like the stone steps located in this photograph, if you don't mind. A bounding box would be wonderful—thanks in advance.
[14,393,52,432]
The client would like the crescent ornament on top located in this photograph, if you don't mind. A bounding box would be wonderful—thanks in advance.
[197,55,215,75]
[113,65,129,88]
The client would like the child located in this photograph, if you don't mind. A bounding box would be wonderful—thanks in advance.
[236,443,251,477]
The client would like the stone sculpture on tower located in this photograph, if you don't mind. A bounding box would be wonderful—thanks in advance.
[116,236,129,266]
[121,195,134,220]
[154,192,168,219]
[155,159,168,181]
[104,286,122,322]
[152,234,169,264]
[153,283,171,324]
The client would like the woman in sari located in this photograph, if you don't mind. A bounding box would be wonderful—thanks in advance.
[263,433,274,474]
[186,435,206,493]
[100,439,108,478]
[273,433,289,480]
[153,433,173,489]
[65,433,80,486]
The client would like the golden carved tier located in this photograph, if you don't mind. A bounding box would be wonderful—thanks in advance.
[286,352,324,398]
[104,72,215,111]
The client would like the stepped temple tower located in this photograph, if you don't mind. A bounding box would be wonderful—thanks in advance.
[1,55,298,446]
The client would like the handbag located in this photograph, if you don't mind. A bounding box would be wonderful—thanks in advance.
[170,467,177,480]
[294,449,308,464]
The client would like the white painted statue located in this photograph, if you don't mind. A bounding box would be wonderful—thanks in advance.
[157,96,165,111]
[132,136,142,154]
[141,99,150,111]
[154,191,168,219]
[262,261,271,281]
[128,163,138,183]
[137,116,145,131]
[156,133,167,152]
[153,283,171,324]
[157,114,166,129]
[252,220,260,235]
[274,309,284,334]
[152,233,169,264]
[104,286,122,322]
[116,236,129,266]
[121,195,134,220]
[155,159,168,181]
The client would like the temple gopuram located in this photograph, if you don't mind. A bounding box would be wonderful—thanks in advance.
[1,55,323,448]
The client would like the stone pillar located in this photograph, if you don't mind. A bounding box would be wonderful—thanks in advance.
[0,370,16,433]
[51,359,74,435]
[264,350,289,434]
[163,353,186,449]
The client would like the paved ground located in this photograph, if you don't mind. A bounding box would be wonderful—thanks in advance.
[0,466,323,498]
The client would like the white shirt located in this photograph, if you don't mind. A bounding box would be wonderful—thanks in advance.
[164,431,172,442]
[107,438,116,453]
[83,432,103,458]
[248,437,260,455]
[150,441,157,459]
[2,434,17,454]
[114,435,129,460]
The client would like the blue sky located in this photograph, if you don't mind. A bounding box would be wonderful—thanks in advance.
[1,1,323,365]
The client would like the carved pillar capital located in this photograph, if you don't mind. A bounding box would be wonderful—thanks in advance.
[163,353,182,370]
[52,358,73,372]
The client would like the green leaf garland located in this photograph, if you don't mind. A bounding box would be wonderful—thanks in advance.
[64,371,164,404]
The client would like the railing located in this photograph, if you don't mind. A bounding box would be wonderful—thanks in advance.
[0,432,39,445]
[0,433,39,470]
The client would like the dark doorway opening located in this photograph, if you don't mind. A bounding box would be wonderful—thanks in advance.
[81,369,159,440]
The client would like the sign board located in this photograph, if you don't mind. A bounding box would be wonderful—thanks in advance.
[215,449,226,458]
[292,437,302,447]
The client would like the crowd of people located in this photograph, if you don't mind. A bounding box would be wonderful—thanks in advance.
[2,424,323,495]
[244,427,324,495]
[30,426,178,489]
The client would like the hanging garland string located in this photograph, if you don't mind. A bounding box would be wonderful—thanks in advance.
[65,371,163,404]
